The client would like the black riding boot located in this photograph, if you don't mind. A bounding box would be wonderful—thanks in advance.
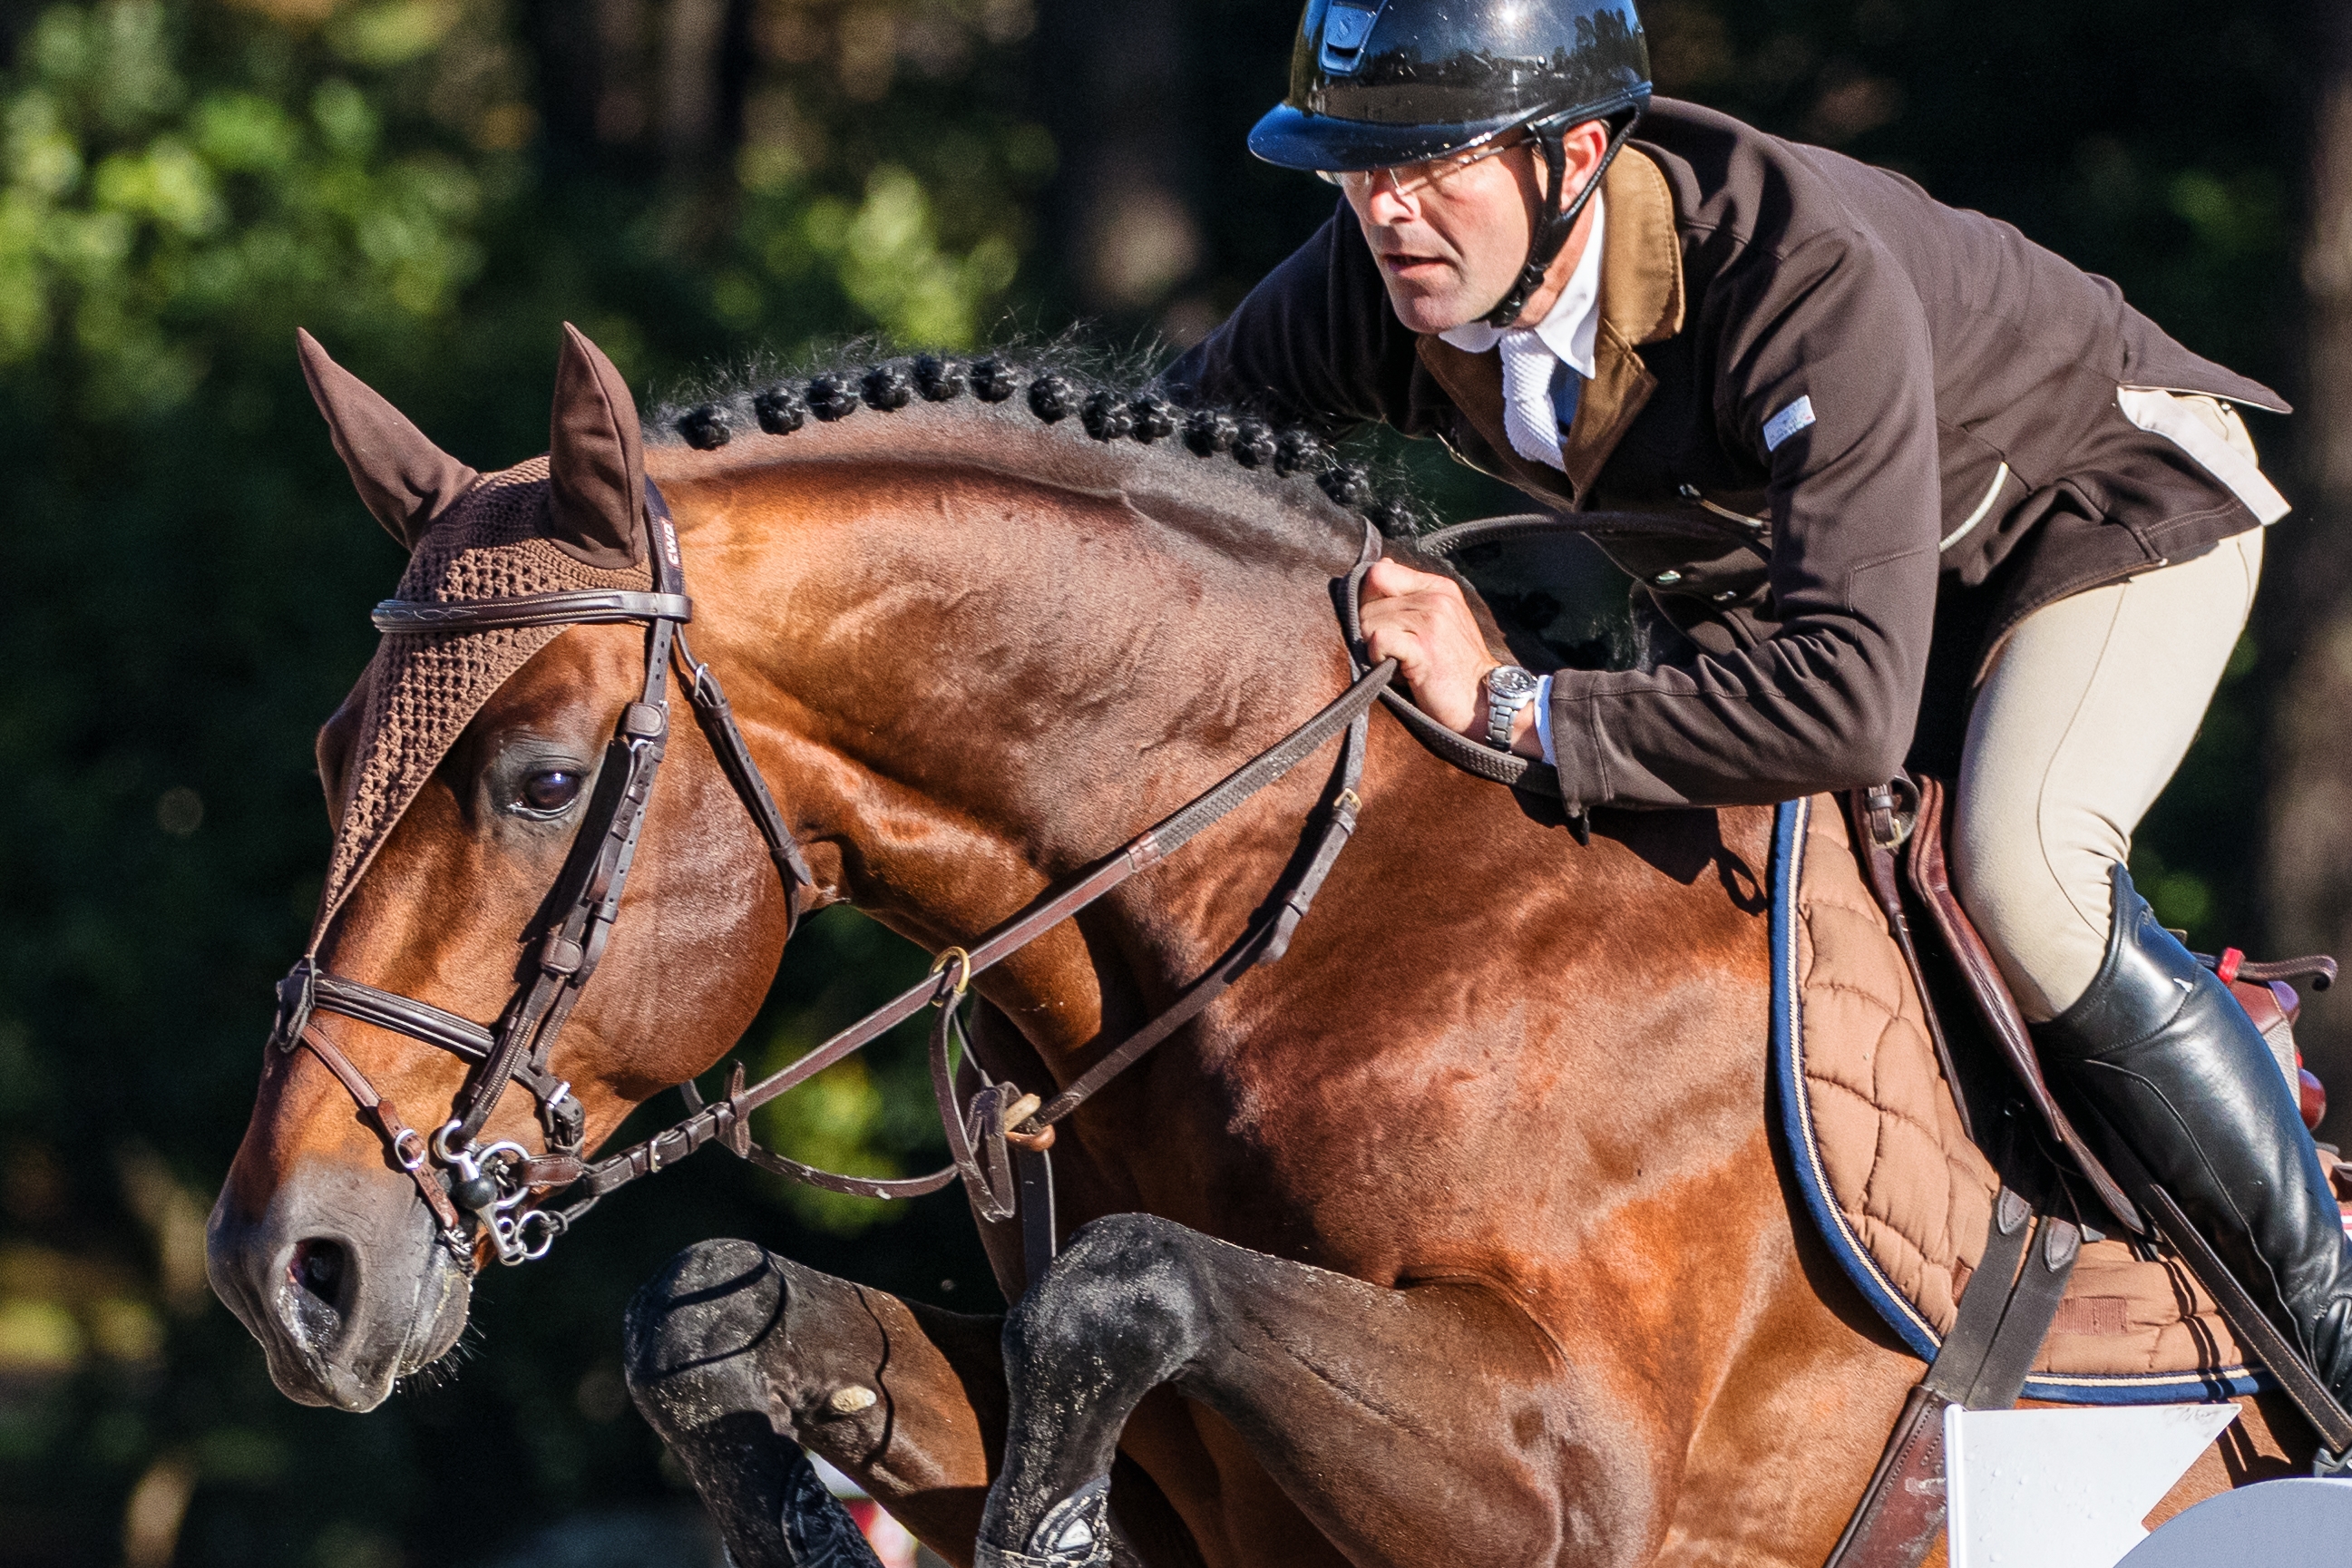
[2037,864,2352,1407]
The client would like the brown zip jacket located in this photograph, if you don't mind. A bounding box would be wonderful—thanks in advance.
[1162,97,2286,812]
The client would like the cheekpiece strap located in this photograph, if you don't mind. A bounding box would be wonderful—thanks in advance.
[643,478,687,597]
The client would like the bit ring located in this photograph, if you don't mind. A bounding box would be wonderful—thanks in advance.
[431,1119,470,1166]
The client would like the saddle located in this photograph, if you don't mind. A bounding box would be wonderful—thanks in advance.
[1792,778,2344,1565]
[1415,514,2343,1557]
[1856,775,2326,1212]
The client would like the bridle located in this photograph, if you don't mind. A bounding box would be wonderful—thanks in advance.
[268,482,817,1263]
[266,479,1417,1271]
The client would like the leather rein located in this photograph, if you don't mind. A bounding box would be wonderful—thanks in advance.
[267,484,1416,1269]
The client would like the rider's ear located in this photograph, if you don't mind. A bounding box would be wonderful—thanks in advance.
[544,323,648,570]
[298,329,481,552]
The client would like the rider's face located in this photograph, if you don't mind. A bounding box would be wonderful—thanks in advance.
[1342,122,1605,336]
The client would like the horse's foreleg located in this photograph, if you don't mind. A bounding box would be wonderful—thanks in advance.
[979,1213,1659,1568]
[624,1238,1006,1566]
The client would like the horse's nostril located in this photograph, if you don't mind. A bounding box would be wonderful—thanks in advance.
[282,1238,354,1355]
[291,1239,348,1304]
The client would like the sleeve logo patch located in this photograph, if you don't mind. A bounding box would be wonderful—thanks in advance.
[1763,395,1816,453]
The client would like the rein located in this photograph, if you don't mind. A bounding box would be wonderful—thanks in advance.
[268,485,1399,1269]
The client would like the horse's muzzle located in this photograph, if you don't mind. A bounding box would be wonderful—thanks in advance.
[206,1154,473,1411]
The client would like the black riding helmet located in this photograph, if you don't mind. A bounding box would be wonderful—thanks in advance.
[1250,0,1653,326]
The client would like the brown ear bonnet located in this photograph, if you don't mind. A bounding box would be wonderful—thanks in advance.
[302,326,656,932]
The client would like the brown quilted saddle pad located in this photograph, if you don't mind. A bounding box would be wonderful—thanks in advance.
[1774,794,2264,1401]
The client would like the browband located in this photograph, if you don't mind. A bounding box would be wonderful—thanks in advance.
[372,589,693,633]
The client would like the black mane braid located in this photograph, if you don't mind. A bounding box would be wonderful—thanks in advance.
[651,343,1424,537]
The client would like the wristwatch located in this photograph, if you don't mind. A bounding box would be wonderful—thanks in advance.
[1482,664,1542,749]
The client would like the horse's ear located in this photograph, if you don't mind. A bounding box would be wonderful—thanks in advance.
[545,323,647,570]
[297,330,479,551]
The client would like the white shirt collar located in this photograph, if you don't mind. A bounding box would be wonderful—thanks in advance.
[1436,191,1606,379]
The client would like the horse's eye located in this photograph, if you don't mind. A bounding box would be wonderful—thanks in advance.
[520,768,584,813]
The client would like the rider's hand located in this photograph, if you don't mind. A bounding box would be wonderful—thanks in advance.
[1359,560,1541,755]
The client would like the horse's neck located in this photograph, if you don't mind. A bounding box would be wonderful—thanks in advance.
[680,452,1365,1056]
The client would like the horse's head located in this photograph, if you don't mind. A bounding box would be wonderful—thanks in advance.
[206,327,790,1409]
[210,324,1401,1411]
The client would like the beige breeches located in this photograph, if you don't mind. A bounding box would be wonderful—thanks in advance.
[1953,524,2264,1021]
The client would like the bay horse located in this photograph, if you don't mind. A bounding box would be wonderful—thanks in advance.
[205,327,2307,1567]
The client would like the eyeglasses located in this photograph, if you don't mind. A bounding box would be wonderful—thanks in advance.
[1316,136,1530,200]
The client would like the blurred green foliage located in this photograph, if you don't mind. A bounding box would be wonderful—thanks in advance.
[0,3,482,412]
[0,2,1038,1563]
[0,0,2311,1562]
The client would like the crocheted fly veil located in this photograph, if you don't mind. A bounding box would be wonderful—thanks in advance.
[314,465,653,928]
[299,326,655,939]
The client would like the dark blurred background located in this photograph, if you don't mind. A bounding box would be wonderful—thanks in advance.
[3,0,2348,1563]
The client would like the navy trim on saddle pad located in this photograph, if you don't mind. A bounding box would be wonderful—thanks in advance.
[1769,796,2269,1405]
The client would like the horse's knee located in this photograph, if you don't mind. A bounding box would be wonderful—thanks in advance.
[1003,1213,1213,1394]
[623,1237,788,1442]
[982,1215,1218,1567]
[624,1243,895,1568]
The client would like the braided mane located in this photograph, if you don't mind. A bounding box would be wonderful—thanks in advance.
[648,341,1429,537]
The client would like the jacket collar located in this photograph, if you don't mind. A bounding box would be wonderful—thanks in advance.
[1595,143,1683,349]
[1414,146,1683,505]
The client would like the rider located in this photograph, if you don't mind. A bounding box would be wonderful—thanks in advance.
[1162,0,2352,1413]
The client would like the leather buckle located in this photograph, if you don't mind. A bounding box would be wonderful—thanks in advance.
[1863,774,1920,851]
[271,960,317,1052]
[540,1081,586,1154]
[539,934,585,977]
[621,702,667,741]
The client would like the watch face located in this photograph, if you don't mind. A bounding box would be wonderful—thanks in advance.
[1488,665,1539,700]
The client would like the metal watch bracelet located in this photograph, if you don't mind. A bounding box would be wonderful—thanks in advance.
[1483,665,1541,749]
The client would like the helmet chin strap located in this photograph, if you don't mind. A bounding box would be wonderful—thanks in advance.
[1481,108,1645,329]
